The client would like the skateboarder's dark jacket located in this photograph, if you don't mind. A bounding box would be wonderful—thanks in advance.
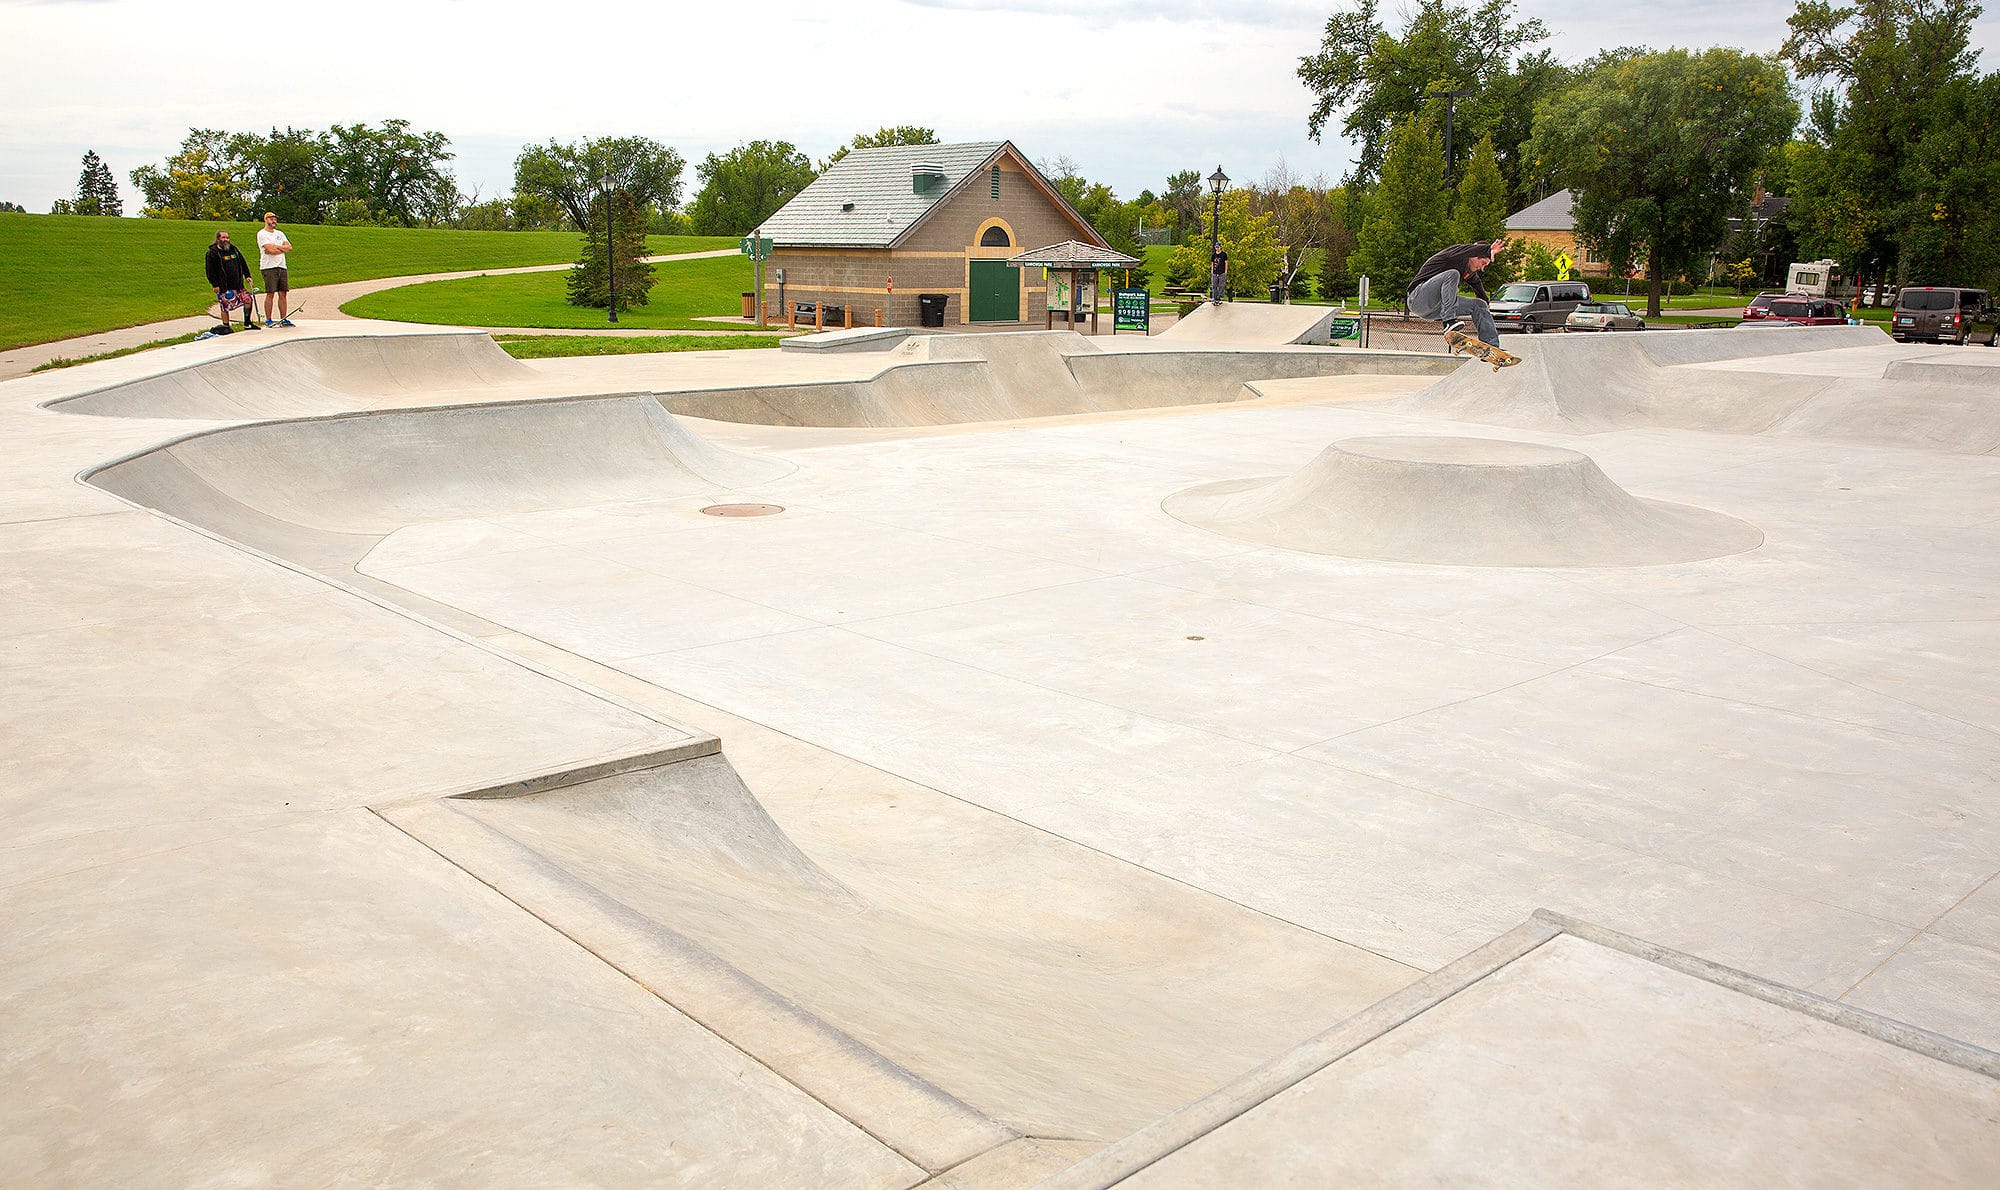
[205,241,253,290]
[1408,242,1496,302]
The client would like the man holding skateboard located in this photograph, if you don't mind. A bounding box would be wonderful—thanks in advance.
[202,230,259,334]
[256,212,295,327]
[1408,236,1515,367]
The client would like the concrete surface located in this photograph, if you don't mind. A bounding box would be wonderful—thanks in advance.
[1054,914,2000,1188]
[1158,301,1341,346]
[5,321,1998,1184]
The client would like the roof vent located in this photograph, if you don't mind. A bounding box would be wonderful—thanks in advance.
[840,200,855,212]
[911,162,946,195]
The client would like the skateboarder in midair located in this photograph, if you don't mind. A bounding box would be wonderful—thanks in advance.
[1408,237,1512,365]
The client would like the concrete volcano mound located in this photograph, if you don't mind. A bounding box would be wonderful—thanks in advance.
[1164,436,1763,567]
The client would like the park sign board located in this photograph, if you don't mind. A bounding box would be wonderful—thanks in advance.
[1327,317,1360,341]
[1114,288,1149,333]
[740,236,774,260]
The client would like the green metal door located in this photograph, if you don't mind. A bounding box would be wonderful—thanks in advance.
[968,260,1018,322]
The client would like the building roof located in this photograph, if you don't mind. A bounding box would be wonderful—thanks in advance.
[759,140,1104,250]
[1007,240,1141,269]
[1507,189,1576,232]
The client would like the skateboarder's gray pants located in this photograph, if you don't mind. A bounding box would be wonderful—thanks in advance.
[1408,269,1497,345]
[1210,269,1227,300]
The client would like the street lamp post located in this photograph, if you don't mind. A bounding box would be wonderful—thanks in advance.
[1421,89,1472,184]
[603,175,618,324]
[1207,165,1228,299]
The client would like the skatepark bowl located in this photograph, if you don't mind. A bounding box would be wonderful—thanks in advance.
[8,313,2000,1185]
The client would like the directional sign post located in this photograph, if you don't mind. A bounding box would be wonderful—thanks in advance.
[744,230,772,327]
[739,236,774,260]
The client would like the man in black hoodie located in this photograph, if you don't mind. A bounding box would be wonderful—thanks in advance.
[1407,236,1502,349]
[203,231,259,333]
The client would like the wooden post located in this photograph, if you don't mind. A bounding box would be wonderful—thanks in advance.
[815,305,825,330]
[787,303,796,330]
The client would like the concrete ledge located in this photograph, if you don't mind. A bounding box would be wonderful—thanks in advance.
[779,327,913,352]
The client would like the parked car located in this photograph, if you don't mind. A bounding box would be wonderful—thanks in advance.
[1488,279,1591,333]
[1759,296,1849,326]
[1565,300,1646,332]
[1740,291,1785,320]
[1892,286,1996,345]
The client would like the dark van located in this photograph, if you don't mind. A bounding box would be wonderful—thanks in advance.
[1489,279,1591,333]
[1892,287,1995,345]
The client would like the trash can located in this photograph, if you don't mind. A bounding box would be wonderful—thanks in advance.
[1269,282,1285,304]
[919,293,948,328]
[741,292,755,319]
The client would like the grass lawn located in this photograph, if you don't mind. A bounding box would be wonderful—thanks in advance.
[0,211,734,350]
[342,254,764,330]
[493,334,783,359]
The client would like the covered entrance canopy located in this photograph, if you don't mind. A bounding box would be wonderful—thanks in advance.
[1008,240,1142,334]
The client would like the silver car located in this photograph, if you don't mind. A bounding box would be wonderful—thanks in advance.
[1565,300,1646,332]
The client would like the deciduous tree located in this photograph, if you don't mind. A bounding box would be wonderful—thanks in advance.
[515,135,686,232]
[688,140,816,236]
[130,129,253,220]
[1523,48,1797,316]
[825,126,938,167]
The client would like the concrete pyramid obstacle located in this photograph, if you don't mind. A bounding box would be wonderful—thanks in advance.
[1164,435,1763,567]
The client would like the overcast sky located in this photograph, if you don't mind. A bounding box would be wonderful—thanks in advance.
[4,0,1997,214]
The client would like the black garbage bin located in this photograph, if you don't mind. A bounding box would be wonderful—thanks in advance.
[1269,282,1285,304]
[919,293,948,328]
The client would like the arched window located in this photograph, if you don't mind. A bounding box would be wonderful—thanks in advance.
[980,226,1012,247]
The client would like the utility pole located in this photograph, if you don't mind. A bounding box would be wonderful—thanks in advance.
[1422,89,1473,185]
[603,175,618,324]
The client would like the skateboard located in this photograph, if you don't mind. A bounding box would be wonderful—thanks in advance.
[1445,328,1520,371]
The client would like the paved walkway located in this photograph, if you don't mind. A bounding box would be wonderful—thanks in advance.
[0,249,746,381]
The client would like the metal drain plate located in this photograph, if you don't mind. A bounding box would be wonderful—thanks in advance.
[701,503,785,518]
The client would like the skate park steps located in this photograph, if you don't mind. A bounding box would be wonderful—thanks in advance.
[1164,436,1763,567]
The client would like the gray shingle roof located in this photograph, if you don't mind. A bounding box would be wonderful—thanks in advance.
[1008,240,1140,268]
[760,141,1009,248]
[1507,189,1576,231]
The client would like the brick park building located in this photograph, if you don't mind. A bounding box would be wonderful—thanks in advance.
[756,140,1111,329]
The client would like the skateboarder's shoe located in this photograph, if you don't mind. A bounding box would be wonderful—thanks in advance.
[264,320,276,328]
[278,319,295,328]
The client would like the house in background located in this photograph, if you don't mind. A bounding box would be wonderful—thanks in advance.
[757,141,1109,328]
[1504,188,1609,276]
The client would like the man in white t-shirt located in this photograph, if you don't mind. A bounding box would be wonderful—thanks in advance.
[255,212,295,327]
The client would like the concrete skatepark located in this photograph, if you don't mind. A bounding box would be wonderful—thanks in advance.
[5,305,1999,1184]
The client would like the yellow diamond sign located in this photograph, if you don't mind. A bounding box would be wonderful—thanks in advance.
[1554,251,1574,280]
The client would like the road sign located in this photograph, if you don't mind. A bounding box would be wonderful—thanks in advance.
[740,236,773,260]
[1554,251,1574,280]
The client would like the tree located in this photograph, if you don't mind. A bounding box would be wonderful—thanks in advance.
[825,126,938,167]
[75,150,121,216]
[515,135,686,232]
[1165,190,1284,298]
[1447,135,1508,246]
[0,202,26,214]
[1523,48,1798,316]
[1783,0,1996,286]
[237,127,335,223]
[1162,170,1204,242]
[1298,0,1558,195]
[322,120,457,226]
[688,140,816,236]
[1250,159,1339,297]
[1348,117,1451,307]
[567,189,655,312]
[130,129,254,220]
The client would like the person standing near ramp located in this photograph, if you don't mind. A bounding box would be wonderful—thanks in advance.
[203,231,259,334]
[1408,237,1504,355]
[256,212,295,327]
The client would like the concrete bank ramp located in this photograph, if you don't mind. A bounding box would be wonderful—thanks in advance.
[1160,302,1341,346]
[87,395,793,617]
[1049,913,2000,1188]
[1165,436,1762,567]
[1387,326,1881,435]
[662,330,1453,427]
[48,330,532,420]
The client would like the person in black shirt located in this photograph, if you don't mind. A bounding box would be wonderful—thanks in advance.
[1210,248,1229,303]
[1407,237,1503,347]
[202,231,259,333]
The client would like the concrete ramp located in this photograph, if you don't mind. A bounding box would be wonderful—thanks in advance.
[1049,913,2000,1188]
[1159,302,1341,346]
[1165,436,1762,567]
[48,331,533,420]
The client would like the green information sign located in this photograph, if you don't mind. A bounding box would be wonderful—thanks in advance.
[1327,317,1360,340]
[740,236,774,260]
[1114,288,1150,333]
